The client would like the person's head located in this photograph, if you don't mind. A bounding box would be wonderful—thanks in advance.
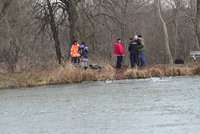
[81,42,85,46]
[138,34,142,38]
[134,35,138,40]
[117,38,121,43]
[73,40,77,44]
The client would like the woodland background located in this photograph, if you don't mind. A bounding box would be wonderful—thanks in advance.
[0,0,200,72]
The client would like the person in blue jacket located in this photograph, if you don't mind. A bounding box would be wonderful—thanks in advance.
[79,42,89,69]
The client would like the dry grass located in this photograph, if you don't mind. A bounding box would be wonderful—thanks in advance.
[193,66,200,75]
[46,63,115,83]
[0,62,200,89]
[124,63,200,79]
[46,64,82,84]
[0,62,115,89]
[0,71,46,89]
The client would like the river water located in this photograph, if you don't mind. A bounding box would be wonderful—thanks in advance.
[0,76,200,134]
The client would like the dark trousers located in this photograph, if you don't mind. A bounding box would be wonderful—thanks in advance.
[130,53,138,68]
[72,57,80,64]
[116,56,123,68]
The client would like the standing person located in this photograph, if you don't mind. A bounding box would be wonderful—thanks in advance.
[129,35,139,68]
[70,40,80,64]
[137,34,147,67]
[113,38,125,68]
[79,42,89,69]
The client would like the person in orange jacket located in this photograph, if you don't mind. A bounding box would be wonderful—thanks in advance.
[70,40,80,64]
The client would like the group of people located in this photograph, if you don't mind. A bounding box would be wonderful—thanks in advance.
[70,40,89,69]
[113,34,147,69]
[70,34,146,69]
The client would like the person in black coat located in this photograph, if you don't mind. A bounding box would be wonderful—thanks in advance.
[129,36,139,68]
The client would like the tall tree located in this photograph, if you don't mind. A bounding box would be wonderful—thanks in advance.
[0,0,21,72]
[196,0,200,50]
[156,0,173,64]
[60,0,81,44]
[46,0,62,64]
[173,0,181,58]
[0,0,13,19]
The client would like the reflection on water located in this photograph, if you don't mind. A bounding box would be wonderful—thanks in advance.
[0,76,200,134]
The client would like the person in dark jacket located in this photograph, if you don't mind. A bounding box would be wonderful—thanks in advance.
[113,38,125,68]
[129,36,139,68]
[79,42,89,69]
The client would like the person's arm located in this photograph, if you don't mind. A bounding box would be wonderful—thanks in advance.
[128,44,131,52]
[137,43,143,49]
[70,45,74,55]
[119,44,125,55]
[85,46,88,53]
[137,39,144,49]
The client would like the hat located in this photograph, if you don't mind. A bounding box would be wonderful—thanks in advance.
[80,42,85,46]
[117,38,121,42]
[73,40,77,44]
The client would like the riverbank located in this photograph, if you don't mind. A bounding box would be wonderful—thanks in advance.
[0,62,200,89]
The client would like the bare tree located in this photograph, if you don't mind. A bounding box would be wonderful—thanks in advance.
[0,0,21,72]
[155,0,173,64]
[46,0,62,64]
[60,0,79,44]
[196,0,200,49]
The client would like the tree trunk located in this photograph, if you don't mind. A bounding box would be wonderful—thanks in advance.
[60,0,78,59]
[120,0,129,42]
[46,0,62,64]
[60,0,78,44]
[156,0,173,64]
[0,0,13,19]
[69,10,77,44]
[196,0,200,50]
[0,0,20,72]
[174,0,181,58]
